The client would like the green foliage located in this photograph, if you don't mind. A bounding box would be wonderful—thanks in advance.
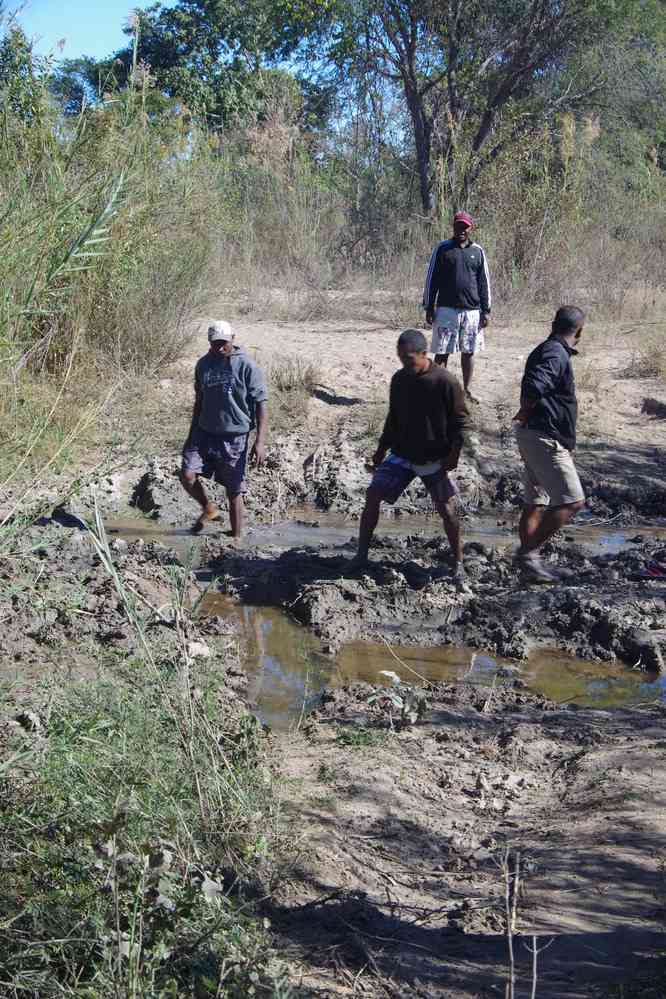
[0,25,46,121]
[0,680,289,997]
[0,519,291,997]
[367,672,428,729]
[62,0,339,129]
[0,33,231,378]
[335,725,386,749]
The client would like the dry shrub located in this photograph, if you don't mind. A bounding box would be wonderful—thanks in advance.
[623,333,666,380]
[265,356,322,433]
[575,359,607,395]
[266,357,321,393]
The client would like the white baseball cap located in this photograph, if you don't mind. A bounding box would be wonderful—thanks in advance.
[207,320,234,342]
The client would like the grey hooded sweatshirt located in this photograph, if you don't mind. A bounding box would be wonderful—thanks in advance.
[195,347,268,436]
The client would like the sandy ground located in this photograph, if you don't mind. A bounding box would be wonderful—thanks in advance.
[189,312,666,475]
[269,684,666,998]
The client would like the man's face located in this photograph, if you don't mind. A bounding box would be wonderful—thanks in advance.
[398,346,429,373]
[210,338,234,356]
[453,221,472,244]
[573,325,584,347]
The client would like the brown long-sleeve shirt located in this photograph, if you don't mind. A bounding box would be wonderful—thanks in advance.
[378,362,470,464]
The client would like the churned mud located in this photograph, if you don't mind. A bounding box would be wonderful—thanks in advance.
[202,531,666,670]
[0,522,248,711]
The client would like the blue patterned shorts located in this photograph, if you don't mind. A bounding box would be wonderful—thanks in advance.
[369,455,457,505]
[182,429,249,495]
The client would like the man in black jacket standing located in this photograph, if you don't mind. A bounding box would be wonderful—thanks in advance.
[350,329,470,581]
[513,306,586,583]
[423,210,491,405]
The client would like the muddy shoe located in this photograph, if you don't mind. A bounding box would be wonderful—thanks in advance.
[192,506,221,534]
[346,554,369,575]
[465,389,481,406]
[551,564,576,582]
[515,553,558,584]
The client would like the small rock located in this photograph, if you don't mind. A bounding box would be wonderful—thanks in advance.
[187,641,211,659]
[16,710,41,733]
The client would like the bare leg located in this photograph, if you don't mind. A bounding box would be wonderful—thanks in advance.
[519,505,546,549]
[434,353,449,367]
[518,501,585,555]
[181,470,217,515]
[461,352,476,394]
[355,488,382,561]
[228,491,244,538]
[434,495,463,564]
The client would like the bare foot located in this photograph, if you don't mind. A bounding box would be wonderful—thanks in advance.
[192,506,221,534]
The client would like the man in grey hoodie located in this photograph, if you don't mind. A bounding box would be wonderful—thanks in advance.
[181,321,268,535]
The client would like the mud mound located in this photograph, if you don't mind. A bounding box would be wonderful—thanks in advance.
[312,678,557,725]
[204,535,666,667]
[0,525,243,694]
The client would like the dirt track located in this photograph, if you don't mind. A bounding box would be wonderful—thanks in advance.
[271,684,666,998]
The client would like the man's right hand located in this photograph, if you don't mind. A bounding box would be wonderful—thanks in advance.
[425,307,434,325]
[365,448,386,472]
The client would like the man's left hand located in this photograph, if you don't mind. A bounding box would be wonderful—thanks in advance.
[480,313,490,329]
[442,448,460,471]
[251,441,266,467]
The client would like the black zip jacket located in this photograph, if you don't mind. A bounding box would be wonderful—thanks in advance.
[520,337,578,450]
[378,363,471,464]
[422,239,491,313]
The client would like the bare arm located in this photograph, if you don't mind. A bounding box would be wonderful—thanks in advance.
[443,379,470,469]
[186,383,202,445]
[250,401,268,466]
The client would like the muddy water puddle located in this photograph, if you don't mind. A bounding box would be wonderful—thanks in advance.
[105,510,666,727]
[198,594,665,729]
[108,508,666,559]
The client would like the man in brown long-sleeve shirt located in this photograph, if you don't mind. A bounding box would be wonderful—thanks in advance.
[350,329,470,580]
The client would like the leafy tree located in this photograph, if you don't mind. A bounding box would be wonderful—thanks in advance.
[0,25,46,122]
[326,0,665,214]
[50,0,338,127]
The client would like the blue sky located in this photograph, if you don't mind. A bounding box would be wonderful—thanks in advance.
[16,1,154,60]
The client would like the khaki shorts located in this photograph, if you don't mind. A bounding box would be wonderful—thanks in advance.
[514,426,585,507]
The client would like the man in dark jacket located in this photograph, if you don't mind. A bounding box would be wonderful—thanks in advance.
[513,306,586,582]
[181,321,268,536]
[350,329,470,580]
[423,210,491,405]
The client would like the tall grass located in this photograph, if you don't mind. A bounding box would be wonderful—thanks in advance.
[0,506,292,997]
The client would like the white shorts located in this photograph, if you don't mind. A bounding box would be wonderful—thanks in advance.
[431,307,483,355]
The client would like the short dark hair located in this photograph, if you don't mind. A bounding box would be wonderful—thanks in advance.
[552,306,585,337]
[397,328,428,353]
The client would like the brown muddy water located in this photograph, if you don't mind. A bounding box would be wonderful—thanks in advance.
[196,593,665,729]
[106,511,666,728]
[108,507,666,558]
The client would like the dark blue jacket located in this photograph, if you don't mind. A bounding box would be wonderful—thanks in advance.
[521,337,578,450]
[422,239,491,313]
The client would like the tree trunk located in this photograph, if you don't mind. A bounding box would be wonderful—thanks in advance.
[404,83,433,215]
